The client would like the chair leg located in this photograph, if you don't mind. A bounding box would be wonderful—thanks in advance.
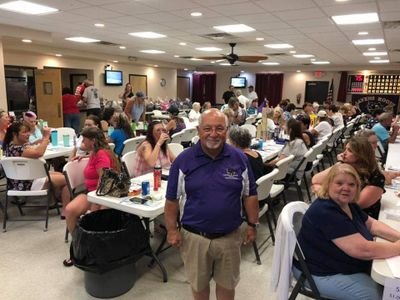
[303,175,312,203]
[16,197,24,216]
[281,191,287,205]
[295,183,305,202]
[264,212,275,244]
[3,194,8,232]
[64,227,69,243]
[44,194,50,232]
[252,240,261,265]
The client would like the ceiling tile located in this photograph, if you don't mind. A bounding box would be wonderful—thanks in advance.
[254,0,316,12]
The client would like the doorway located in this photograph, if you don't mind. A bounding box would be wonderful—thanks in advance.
[305,81,329,104]
[129,74,148,96]
[177,76,190,100]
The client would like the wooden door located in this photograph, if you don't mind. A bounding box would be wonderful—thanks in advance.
[35,68,63,127]
[177,76,190,100]
[129,74,148,96]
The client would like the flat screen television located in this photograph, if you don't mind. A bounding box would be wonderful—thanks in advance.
[230,77,247,88]
[104,70,123,86]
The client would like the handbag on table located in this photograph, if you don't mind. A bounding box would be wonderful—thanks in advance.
[96,168,130,198]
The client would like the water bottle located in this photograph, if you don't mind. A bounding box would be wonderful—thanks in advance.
[274,127,280,140]
[258,138,264,150]
[153,164,162,191]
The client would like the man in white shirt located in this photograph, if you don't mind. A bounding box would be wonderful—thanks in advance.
[311,110,333,141]
[235,90,250,109]
[82,80,102,117]
[247,85,258,103]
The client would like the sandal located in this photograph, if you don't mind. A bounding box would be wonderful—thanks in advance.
[63,258,73,267]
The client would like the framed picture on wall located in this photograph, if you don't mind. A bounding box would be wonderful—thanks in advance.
[70,74,88,92]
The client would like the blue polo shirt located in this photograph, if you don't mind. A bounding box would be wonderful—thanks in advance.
[166,142,257,234]
[297,198,373,276]
[372,123,389,150]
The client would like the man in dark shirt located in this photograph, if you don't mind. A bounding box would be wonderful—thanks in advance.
[222,85,235,106]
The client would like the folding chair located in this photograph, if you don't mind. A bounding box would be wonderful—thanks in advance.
[1,157,57,232]
[270,155,295,206]
[251,168,279,264]
[240,124,257,138]
[168,143,184,157]
[63,158,89,242]
[121,151,137,178]
[121,136,145,156]
[271,201,328,300]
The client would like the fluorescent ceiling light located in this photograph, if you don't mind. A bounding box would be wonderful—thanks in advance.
[369,60,389,63]
[94,23,104,28]
[213,24,255,33]
[190,58,204,61]
[129,32,166,38]
[184,68,188,71]
[293,54,314,58]
[310,58,316,61]
[219,63,231,66]
[174,55,180,58]
[241,70,245,73]
[154,65,159,67]
[179,42,187,46]
[374,57,380,59]
[296,70,301,73]
[119,46,126,49]
[196,47,222,52]
[352,38,384,45]
[65,37,100,43]
[256,37,264,41]
[22,39,32,43]
[0,1,58,15]
[368,47,376,51]
[140,49,165,54]
[358,31,368,35]
[312,61,330,65]
[332,12,379,25]
[289,50,296,54]
[113,60,118,63]
[265,43,293,49]
[190,12,202,17]
[363,51,387,56]
[55,54,62,57]
[262,62,280,65]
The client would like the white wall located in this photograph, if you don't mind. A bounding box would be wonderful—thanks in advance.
[4,51,177,102]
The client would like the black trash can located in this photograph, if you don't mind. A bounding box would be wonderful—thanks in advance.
[70,209,149,298]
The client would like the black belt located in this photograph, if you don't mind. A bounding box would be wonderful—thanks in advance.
[182,224,227,240]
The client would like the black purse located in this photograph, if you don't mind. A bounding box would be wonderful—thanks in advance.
[96,168,131,197]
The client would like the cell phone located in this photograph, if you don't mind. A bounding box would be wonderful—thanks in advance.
[129,197,148,204]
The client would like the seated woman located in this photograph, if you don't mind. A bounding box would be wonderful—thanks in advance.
[296,114,315,148]
[311,110,333,141]
[0,109,11,146]
[3,122,70,216]
[63,127,119,266]
[165,105,186,136]
[69,115,101,160]
[188,102,201,122]
[134,121,175,176]
[229,126,266,181]
[295,163,400,300]
[272,106,285,128]
[201,101,211,113]
[108,113,134,156]
[100,107,115,134]
[312,137,385,219]
[265,119,308,180]
[23,111,42,144]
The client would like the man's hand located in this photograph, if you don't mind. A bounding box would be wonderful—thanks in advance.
[243,226,257,245]
[167,229,182,248]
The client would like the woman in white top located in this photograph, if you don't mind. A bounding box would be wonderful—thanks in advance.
[266,119,308,179]
[327,104,344,128]
[311,110,333,140]
[188,102,201,122]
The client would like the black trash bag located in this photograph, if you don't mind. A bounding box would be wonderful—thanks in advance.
[70,209,149,274]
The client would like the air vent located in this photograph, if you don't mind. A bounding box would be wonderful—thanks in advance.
[180,56,193,59]
[95,41,121,46]
[201,33,234,40]
[383,21,400,29]
[267,53,288,56]
[389,49,400,52]
[302,63,312,66]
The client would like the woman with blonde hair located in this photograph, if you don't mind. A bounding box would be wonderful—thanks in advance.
[272,106,285,127]
[312,137,385,219]
[188,102,201,122]
[296,163,400,299]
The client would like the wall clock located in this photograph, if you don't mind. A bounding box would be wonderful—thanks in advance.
[160,78,166,87]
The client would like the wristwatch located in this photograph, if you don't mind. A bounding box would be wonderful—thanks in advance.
[247,221,260,229]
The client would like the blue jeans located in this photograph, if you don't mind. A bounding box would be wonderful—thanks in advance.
[292,266,382,300]
[63,113,80,135]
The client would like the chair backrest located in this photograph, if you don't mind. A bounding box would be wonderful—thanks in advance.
[256,168,279,201]
[245,116,256,125]
[280,201,309,239]
[275,154,295,181]
[181,116,190,127]
[240,124,257,138]
[121,136,146,156]
[152,110,163,117]
[288,148,314,182]
[191,135,200,144]
[121,151,137,178]
[63,157,89,194]
[170,130,186,144]
[108,143,115,152]
[342,122,354,138]
[0,157,48,181]
[168,143,184,157]
[182,127,198,141]
[55,127,76,140]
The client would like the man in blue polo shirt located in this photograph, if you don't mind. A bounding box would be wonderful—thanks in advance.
[165,108,259,300]
[372,112,399,153]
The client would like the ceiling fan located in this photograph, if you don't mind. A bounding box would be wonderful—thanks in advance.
[197,43,268,65]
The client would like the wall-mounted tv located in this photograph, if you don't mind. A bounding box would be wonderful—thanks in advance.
[104,70,123,86]
[230,77,247,88]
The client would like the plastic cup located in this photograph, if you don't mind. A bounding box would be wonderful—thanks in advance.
[51,130,58,146]
[42,121,48,128]
[63,134,70,147]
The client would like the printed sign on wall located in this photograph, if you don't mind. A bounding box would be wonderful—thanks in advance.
[352,94,399,115]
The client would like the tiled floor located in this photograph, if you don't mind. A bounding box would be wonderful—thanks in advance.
[0,192,311,300]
